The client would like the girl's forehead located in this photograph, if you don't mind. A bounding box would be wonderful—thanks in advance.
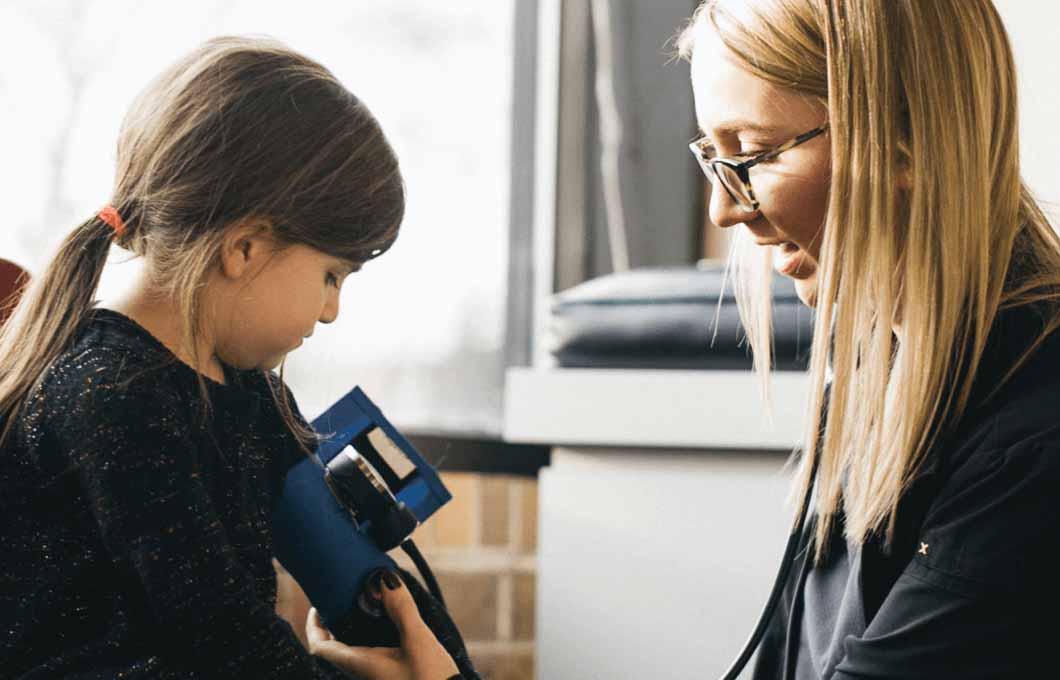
[299,244,357,269]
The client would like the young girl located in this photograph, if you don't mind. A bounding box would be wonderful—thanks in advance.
[676,0,1060,677]
[0,36,463,680]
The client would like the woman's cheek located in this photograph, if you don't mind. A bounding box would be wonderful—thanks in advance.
[769,178,829,258]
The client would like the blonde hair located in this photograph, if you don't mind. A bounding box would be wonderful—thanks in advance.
[679,0,1060,559]
[0,36,405,450]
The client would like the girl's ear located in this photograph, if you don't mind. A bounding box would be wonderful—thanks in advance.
[219,218,275,280]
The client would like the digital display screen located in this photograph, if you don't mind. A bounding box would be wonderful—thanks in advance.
[350,426,418,494]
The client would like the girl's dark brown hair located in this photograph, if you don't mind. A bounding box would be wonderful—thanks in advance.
[0,36,404,448]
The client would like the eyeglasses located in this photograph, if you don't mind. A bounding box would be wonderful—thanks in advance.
[689,123,829,213]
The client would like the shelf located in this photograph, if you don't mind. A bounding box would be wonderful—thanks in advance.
[503,367,811,450]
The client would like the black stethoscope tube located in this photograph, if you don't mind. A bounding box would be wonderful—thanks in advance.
[718,459,818,680]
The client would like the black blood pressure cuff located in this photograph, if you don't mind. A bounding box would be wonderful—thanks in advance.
[547,263,814,370]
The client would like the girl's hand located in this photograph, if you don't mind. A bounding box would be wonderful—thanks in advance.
[306,570,460,680]
[273,558,312,650]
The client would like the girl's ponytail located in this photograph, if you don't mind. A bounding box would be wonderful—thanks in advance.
[2,36,406,455]
[0,212,118,439]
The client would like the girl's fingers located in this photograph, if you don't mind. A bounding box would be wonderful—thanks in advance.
[307,590,457,680]
[305,607,335,646]
[377,570,459,676]
[306,608,388,678]
[309,640,386,679]
[376,570,429,640]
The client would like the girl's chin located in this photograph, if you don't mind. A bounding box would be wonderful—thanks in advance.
[259,352,289,371]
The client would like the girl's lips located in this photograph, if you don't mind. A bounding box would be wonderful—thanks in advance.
[773,242,814,278]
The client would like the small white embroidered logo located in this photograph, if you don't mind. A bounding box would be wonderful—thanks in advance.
[918,542,930,556]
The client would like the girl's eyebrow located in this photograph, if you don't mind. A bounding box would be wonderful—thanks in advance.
[332,258,361,275]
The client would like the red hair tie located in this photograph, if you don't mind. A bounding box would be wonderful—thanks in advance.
[98,205,125,237]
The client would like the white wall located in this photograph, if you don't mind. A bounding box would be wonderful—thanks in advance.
[995,0,1060,221]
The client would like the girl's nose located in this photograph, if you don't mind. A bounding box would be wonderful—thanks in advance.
[708,180,758,229]
[319,294,340,324]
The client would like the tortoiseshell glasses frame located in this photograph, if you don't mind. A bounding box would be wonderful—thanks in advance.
[689,123,829,213]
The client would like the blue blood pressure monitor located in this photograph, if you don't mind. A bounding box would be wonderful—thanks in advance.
[272,387,452,624]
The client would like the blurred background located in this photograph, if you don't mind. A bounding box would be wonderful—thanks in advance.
[1,1,1058,679]
[0,0,515,432]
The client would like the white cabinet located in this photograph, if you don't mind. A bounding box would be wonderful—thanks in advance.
[504,369,808,679]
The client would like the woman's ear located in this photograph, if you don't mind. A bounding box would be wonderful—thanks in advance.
[895,139,913,191]
[219,217,275,280]
[896,163,913,191]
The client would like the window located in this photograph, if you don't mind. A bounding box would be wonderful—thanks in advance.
[0,0,517,434]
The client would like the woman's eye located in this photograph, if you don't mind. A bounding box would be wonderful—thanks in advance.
[325,273,339,287]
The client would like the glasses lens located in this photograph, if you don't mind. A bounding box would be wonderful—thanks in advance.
[692,149,714,180]
[713,163,756,212]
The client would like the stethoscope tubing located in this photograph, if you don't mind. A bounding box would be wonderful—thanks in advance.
[717,458,818,680]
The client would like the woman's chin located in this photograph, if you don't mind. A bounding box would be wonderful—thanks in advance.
[794,277,818,308]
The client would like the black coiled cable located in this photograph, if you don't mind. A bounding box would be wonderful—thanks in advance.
[400,538,447,610]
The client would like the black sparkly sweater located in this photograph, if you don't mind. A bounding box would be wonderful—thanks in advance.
[0,308,348,678]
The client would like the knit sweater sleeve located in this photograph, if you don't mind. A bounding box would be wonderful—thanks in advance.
[53,364,347,678]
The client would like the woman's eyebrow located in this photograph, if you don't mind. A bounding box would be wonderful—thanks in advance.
[698,120,785,137]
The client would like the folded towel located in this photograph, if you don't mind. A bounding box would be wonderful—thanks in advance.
[548,263,814,370]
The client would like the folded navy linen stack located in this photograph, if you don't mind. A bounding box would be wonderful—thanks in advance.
[548,262,814,370]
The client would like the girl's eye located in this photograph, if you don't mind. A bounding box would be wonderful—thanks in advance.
[325,272,339,288]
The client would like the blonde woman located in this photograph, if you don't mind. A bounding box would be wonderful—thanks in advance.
[674,0,1060,678]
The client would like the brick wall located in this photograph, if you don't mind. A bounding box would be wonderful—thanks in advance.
[392,472,538,680]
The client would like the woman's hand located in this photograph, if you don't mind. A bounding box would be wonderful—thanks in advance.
[306,569,460,680]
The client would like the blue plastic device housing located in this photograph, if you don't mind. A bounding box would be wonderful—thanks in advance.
[272,387,452,624]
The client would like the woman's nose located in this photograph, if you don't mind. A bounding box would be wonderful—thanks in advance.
[708,181,756,229]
